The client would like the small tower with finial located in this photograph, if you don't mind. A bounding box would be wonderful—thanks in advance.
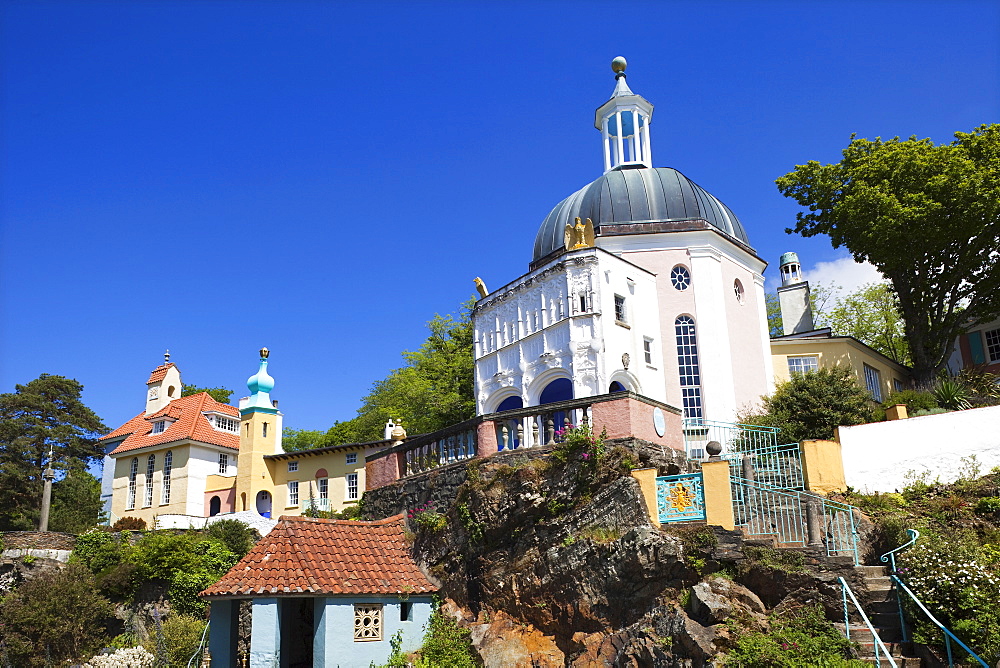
[236,348,282,514]
[145,350,182,414]
[776,252,815,335]
[595,56,654,172]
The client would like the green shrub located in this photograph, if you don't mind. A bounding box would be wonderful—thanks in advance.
[741,545,805,573]
[0,563,114,667]
[882,389,938,415]
[112,516,148,531]
[72,529,132,575]
[205,519,257,558]
[418,606,479,667]
[975,497,1000,515]
[408,503,447,532]
[550,423,607,464]
[144,614,206,667]
[932,378,972,410]
[725,604,865,667]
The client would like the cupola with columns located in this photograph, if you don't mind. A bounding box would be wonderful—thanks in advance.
[595,56,653,171]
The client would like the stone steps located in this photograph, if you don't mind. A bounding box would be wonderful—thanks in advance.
[843,565,925,667]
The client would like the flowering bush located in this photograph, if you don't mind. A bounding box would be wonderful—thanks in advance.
[83,646,154,668]
[551,423,607,464]
[408,503,447,532]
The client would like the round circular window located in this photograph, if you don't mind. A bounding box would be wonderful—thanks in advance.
[734,278,745,303]
[670,265,691,291]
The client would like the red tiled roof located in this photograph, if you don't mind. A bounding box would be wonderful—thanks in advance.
[200,515,437,598]
[102,393,240,455]
[146,363,176,384]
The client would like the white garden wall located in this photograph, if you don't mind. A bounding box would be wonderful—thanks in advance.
[839,405,1000,493]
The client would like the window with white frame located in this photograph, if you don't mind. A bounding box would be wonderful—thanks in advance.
[346,452,358,465]
[288,480,299,507]
[733,279,745,303]
[161,450,173,504]
[151,420,166,434]
[127,458,138,510]
[347,473,359,500]
[144,455,155,507]
[670,265,691,291]
[287,461,298,473]
[318,477,328,501]
[864,364,883,402]
[787,356,819,375]
[207,414,240,433]
[674,316,703,419]
[218,453,229,474]
[643,338,654,365]
[614,294,627,324]
[354,604,383,641]
[986,329,1000,362]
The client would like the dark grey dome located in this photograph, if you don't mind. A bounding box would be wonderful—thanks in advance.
[532,165,750,262]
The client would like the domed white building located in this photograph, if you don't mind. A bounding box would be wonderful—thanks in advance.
[473,59,773,425]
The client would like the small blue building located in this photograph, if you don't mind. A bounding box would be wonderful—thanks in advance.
[201,514,437,667]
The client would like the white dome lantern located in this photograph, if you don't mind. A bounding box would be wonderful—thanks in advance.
[595,57,653,171]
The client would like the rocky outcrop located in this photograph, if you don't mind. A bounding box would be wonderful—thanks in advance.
[364,442,870,667]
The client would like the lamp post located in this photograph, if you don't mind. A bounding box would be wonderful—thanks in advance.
[38,445,56,531]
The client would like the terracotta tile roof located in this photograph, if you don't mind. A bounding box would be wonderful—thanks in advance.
[200,514,437,598]
[102,393,240,455]
[146,363,176,384]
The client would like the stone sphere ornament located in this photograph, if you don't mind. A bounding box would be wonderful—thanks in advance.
[705,441,723,457]
[612,56,627,73]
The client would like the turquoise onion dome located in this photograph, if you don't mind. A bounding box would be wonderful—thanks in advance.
[241,347,278,415]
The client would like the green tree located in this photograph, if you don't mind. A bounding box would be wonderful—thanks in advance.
[181,384,233,404]
[767,282,836,338]
[826,283,910,365]
[0,374,107,531]
[326,299,475,444]
[49,467,106,533]
[739,366,877,443]
[0,562,114,667]
[281,427,328,452]
[776,124,1000,383]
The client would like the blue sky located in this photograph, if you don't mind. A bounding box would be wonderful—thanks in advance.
[2,0,997,435]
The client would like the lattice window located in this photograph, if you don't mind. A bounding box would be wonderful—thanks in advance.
[151,420,166,434]
[614,294,627,324]
[318,477,328,500]
[127,458,138,510]
[644,338,654,365]
[986,329,1000,362]
[288,461,298,472]
[218,453,228,474]
[674,316,703,419]
[347,473,359,500]
[288,480,299,506]
[787,356,818,375]
[670,265,691,291]
[864,364,883,402]
[144,455,155,507]
[354,604,383,642]
[346,452,358,465]
[161,451,172,504]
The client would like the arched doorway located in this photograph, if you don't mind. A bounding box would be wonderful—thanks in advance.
[609,381,627,393]
[539,378,573,437]
[495,396,523,450]
[256,490,272,518]
[209,496,221,517]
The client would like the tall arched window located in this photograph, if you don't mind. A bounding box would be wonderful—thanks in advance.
[161,451,173,505]
[144,454,155,507]
[674,316,703,419]
[127,458,138,510]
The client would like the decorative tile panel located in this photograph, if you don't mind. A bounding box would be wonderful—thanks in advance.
[656,473,706,523]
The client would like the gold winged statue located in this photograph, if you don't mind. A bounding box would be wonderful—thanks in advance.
[564,217,596,250]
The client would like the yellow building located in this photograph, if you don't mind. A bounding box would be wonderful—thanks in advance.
[101,351,379,527]
[770,330,911,403]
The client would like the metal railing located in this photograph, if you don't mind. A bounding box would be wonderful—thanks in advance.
[731,477,859,564]
[731,442,804,491]
[838,576,897,667]
[880,530,989,668]
[682,418,780,460]
[890,575,989,668]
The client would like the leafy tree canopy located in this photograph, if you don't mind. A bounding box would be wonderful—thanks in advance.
[825,282,910,365]
[49,467,106,533]
[776,124,1000,383]
[287,299,475,447]
[739,366,877,443]
[0,374,107,531]
[767,282,837,338]
[181,384,233,404]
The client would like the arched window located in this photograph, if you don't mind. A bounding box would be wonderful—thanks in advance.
[495,395,524,451]
[144,454,155,507]
[609,381,627,393]
[161,451,173,505]
[539,378,574,436]
[209,495,221,516]
[127,458,138,510]
[674,316,703,419]
[670,265,691,291]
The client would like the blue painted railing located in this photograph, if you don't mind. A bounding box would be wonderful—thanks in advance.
[880,530,989,668]
[838,576,897,667]
[656,473,706,523]
[682,418,780,460]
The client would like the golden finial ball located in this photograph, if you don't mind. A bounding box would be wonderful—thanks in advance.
[259,347,270,359]
[611,56,627,73]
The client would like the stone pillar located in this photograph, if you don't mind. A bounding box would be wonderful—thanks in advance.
[800,440,847,495]
[208,600,236,668]
[885,404,908,421]
[741,455,755,482]
[476,420,498,458]
[630,468,660,528]
[249,598,280,668]
[701,460,735,530]
[805,497,824,547]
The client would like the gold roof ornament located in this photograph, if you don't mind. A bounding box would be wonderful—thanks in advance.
[564,217,595,251]
[259,347,270,359]
[474,277,489,299]
[390,422,407,442]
